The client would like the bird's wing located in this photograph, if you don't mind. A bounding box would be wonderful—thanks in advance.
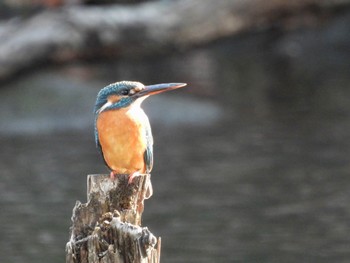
[144,121,153,173]
[94,117,111,170]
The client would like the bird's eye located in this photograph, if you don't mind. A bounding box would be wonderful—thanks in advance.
[121,89,129,96]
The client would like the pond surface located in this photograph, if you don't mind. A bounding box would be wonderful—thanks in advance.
[1,26,350,262]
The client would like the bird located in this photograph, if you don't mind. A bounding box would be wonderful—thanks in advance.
[94,80,187,183]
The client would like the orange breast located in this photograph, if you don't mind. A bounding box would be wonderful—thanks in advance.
[96,106,149,174]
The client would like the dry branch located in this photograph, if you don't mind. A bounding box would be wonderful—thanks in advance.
[0,0,348,81]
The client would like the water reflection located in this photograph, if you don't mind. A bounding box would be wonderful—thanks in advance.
[1,31,350,263]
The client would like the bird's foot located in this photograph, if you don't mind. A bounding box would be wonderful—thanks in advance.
[128,171,141,184]
[110,171,117,180]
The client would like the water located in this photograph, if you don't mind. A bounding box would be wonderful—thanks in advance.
[1,27,350,262]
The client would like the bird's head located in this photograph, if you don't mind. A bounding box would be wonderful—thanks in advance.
[94,81,187,114]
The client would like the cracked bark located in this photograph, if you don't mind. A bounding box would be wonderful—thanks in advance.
[66,174,159,263]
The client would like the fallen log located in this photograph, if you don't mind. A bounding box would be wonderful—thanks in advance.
[0,0,348,81]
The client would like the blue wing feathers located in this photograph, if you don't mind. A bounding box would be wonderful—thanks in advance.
[144,121,153,173]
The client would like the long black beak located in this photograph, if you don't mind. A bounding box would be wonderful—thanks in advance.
[136,83,187,98]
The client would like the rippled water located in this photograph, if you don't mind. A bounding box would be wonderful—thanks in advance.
[1,30,350,262]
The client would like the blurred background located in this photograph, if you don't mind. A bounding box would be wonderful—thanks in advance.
[1,0,350,262]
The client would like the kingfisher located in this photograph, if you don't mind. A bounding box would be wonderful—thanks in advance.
[94,81,187,183]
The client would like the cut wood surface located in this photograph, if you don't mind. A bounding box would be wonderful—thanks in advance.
[66,174,159,263]
[0,0,348,81]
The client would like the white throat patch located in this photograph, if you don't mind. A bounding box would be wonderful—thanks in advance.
[97,101,113,114]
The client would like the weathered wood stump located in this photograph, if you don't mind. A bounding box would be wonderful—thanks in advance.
[66,174,160,263]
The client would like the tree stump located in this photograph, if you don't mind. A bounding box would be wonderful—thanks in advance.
[66,174,160,263]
